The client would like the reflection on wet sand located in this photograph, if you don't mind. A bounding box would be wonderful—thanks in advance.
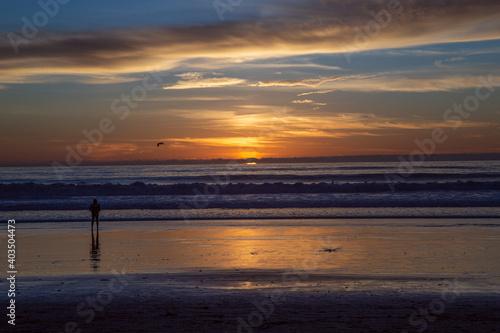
[90,230,101,270]
[12,221,500,291]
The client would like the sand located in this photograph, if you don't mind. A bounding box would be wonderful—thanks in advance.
[2,219,500,332]
[7,271,500,332]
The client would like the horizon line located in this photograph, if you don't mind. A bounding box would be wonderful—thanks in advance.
[2,152,500,168]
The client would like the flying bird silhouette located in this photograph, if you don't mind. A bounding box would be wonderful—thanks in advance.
[157,142,165,147]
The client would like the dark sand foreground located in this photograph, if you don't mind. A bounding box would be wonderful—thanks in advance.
[6,271,500,333]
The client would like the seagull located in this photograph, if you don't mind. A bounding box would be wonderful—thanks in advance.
[157,142,165,147]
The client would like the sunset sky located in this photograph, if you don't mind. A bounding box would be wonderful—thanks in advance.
[1,0,499,165]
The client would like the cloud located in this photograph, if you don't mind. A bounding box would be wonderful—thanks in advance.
[161,137,278,149]
[276,71,500,93]
[174,57,345,72]
[323,74,500,92]
[148,96,245,102]
[297,90,334,96]
[292,99,314,104]
[275,113,495,136]
[158,111,497,149]
[385,48,500,58]
[256,76,341,87]
[255,74,374,87]
[235,104,276,109]
[175,72,204,79]
[434,56,466,68]
[292,99,327,108]
[1,0,499,82]
[163,73,246,89]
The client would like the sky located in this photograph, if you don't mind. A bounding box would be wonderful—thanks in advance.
[0,0,499,166]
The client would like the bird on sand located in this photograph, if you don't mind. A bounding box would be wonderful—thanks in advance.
[157,142,165,147]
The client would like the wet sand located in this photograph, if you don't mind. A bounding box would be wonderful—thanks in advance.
[2,219,500,332]
[8,271,500,332]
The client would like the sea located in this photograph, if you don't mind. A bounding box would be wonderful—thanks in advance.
[1,160,499,223]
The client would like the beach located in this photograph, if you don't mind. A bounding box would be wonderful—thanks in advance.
[2,161,500,331]
[3,218,500,332]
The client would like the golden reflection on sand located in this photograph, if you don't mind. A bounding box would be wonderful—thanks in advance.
[10,223,500,286]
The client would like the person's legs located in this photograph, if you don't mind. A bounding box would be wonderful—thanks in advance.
[91,215,95,230]
[95,214,99,229]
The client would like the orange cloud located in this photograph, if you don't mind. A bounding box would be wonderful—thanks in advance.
[297,90,335,96]
[163,75,246,89]
[256,76,341,87]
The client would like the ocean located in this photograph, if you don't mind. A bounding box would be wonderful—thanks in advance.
[1,160,499,222]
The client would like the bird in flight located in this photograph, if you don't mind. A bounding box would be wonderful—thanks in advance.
[157,142,165,147]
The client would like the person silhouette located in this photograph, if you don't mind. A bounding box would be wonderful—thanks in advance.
[89,199,101,231]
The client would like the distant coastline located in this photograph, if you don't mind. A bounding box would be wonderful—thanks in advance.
[3,152,500,167]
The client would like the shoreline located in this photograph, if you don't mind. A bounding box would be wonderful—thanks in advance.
[5,207,500,223]
[15,268,500,294]
[6,215,500,223]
